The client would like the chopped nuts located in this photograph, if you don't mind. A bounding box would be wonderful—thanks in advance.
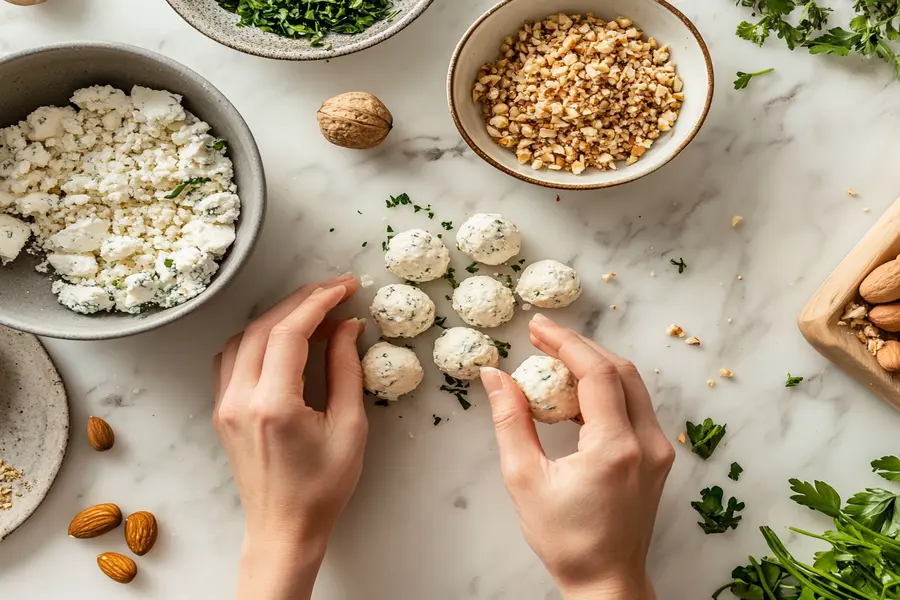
[0,460,25,511]
[667,324,685,337]
[609,304,617,310]
[839,301,886,356]
[707,379,716,388]
[737,275,743,281]
[685,336,701,346]
[731,215,743,228]
[719,368,734,378]
[677,431,687,444]
[601,272,617,283]
[848,188,858,197]
[473,13,683,175]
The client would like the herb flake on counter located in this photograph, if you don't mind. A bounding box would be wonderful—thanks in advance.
[382,225,395,252]
[686,418,727,460]
[217,0,397,47]
[493,339,511,359]
[510,264,522,272]
[386,193,411,208]
[465,262,479,274]
[728,462,744,481]
[362,241,368,248]
[785,373,804,387]
[443,267,459,289]
[329,228,335,232]
[165,177,210,199]
[734,68,774,89]
[374,399,389,407]
[441,374,471,410]
[433,414,442,426]
[872,455,900,482]
[691,486,745,534]
[670,257,687,274]
[434,316,447,329]
[441,221,454,231]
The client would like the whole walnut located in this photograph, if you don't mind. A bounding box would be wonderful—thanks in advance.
[317,92,393,150]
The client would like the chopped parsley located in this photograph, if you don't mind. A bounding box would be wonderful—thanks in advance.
[164,258,174,268]
[374,399,389,407]
[440,374,471,410]
[329,227,335,232]
[443,267,459,289]
[510,264,522,272]
[785,373,804,387]
[492,339,511,359]
[382,225,395,252]
[729,462,744,482]
[434,316,447,329]
[691,486,745,534]
[165,177,210,199]
[386,193,411,208]
[362,241,368,248]
[440,221,454,231]
[872,455,900,482]
[465,262,479,274]
[734,68,775,89]
[209,139,228,152]
[686,418,727,460]
[670,257,688,274]
[433,414,442,426]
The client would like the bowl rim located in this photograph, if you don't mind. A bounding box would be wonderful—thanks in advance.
[0,41,266,340]
[165,0,436,62]
[447,0,715,191]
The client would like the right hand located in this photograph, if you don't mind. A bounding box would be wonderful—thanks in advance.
[479,313,675,600]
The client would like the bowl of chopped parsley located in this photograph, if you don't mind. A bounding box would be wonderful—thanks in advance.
[165,0,435,60]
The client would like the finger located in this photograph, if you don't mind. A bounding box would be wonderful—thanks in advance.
[259,286,348,393]
[212,353,223,403]
[215,333,242,412]
[528,314,631,432]
[232,274,358,384]
[480,366,545,483]
[326,318,367,431]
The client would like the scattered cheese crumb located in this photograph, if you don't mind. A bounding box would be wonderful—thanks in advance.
[677,432,687,444]
[601,272,616,283]
[727,318,733,324]
[667,324,685,337]
[847,188,858,197]
[522,303,532,311]
[360,274,374,288]
[685,336,701,346]
[707,379,716,388]
[731,215,743,228]
[863,207,870,214]
[719,368,734,378]
[737,275,743,281]
[650,271,655,277]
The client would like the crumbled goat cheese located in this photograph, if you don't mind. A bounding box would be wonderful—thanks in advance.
[0,85,240,314]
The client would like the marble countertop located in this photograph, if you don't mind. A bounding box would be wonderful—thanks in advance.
[3,0,900,598]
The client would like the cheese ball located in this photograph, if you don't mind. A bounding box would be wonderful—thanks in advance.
[452,276,515,328]
[433,327,500,380]
[362,342,424,401]
[370,284,435,339]
[511,356,579,423]
[515,260,582,308]
[385,228,450,282]
[456,213,522,266]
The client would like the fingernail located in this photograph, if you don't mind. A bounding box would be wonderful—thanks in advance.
[338,271,355,280]
[531,313,553,326]
[480,366,502,395]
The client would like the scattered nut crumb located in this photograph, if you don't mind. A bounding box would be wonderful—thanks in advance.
[685,336,701,346]
[731,215,743,228]
[360,274,374,288]
[839,301,885,355]
[650,271,656,277]
[654,368,660,374]
[667,324,685,337]
[0,460,25,511]
[706,379,716,388]
[719,368,734,378]
[727,318,733,324]
[847,188,858,197]
[737,275,743,281]
[601,272,617,283]
[677,432,687,444]
[863,207,870,214]
[609,304,617,310]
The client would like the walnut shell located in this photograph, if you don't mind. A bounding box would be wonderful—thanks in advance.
[317,92,392,150]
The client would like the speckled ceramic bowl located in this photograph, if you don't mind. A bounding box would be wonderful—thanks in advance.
[0,43,265,340]
[448,0,714,190]
[166,0,435,61]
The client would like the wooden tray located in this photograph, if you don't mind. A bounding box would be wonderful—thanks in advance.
[799,198,900,411]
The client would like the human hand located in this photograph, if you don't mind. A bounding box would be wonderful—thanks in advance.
[213,273,368,600]
[480,313,674,600]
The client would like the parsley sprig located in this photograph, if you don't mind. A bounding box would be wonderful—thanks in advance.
[729,462,744,481]
[670,257,687,274]
[734,68,775,89]
[165,177,210,199]
[686,418,727,460]
[691,486,746,534]
[785,373,804,387]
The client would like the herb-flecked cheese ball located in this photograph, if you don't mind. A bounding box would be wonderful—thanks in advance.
[511,355,579,423]
[362,341,424,401]
[370,284,435,339]
[433,327,500,380]
[452,276,516,328]
[456,213,522,266]
[384,228,450,282]
[515,259,582,308]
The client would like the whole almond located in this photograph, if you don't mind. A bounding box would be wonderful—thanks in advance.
[125,511,158,556]
[68,503,122,538]
[869,304,900,332]
[861,259,900,304]
[87,417,115,451]
[877,341,900,372]
[97,552,137,584]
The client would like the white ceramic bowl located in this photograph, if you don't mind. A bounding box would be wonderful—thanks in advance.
[448,0,714,190]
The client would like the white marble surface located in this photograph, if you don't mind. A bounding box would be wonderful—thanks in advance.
[2,0,900,598]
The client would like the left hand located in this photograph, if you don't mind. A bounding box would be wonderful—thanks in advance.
[212,273,368,600]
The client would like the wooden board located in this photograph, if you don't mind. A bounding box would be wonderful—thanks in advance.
[799,198,900,411]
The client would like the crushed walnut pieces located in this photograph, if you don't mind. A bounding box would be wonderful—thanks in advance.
[0,460,26,511]
[473,13,683,175]
[838,301,887,355]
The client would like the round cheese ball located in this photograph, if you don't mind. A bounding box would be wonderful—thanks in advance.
[362,341,424,401]
[370,284,435,338]
[515,260,582,308]
[385,229,450,282]
[433,327,500,380]
[452,276,515,328]
[511,355,579,423]
[456,213,522,266]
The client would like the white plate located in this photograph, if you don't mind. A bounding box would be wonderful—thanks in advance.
[0,326,68,541]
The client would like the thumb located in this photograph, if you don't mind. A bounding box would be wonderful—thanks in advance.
[480,367,546,482]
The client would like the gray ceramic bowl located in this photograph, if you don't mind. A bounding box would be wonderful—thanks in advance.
[0,43,265,340]
[166,0,435,61]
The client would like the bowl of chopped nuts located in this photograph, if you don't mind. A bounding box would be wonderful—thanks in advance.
[448,0,713,190]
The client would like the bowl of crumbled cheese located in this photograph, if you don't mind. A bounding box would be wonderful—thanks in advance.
[0,43,265,339]
[448,0,714,190]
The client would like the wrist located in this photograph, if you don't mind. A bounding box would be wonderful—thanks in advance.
[559,574,654,600]
[237,534,327,600]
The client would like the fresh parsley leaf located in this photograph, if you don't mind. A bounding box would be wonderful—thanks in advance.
[691,486,746,534]
[712,557,794,600]
[209,139,228,152]
[729,462,744,481]
[465,262,479,274]
[734,68,775,89]
[844,487,900,537]
[785,373,804,387]
[492,339,511,359]
[686,418,727,460]
[788,478,842,517]
[670,257,687,274]
[872,456,900,482]
[165,177,210,199]
[164,258,174,268]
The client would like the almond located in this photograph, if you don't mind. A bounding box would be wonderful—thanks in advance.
[87,416,115,451]
[68,503,122,538]
[97,552,137,584]
[869,304,900,332]
[877,341,900,372]
[861,259,900,304]
[125,511,158,556]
